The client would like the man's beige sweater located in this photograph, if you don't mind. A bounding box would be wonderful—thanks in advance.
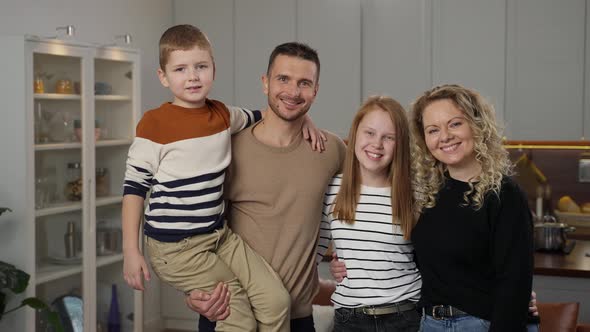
[226,124,345,319]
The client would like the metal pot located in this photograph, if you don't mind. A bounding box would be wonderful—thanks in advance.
[533,222,576,251]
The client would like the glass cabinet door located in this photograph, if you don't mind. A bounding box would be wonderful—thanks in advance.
[32,51,86,331]
[94,55,137,332]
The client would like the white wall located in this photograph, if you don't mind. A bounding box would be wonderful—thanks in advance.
[174,0,362,138]
[0,1,173,330]
[172,0,590,141]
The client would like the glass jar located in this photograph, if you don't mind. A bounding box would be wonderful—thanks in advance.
[35,176,48,209]
[65,162,82,201]
[34,103,50,144]
[96,168,110,197]
[74,119,102,142]
[74,119,82,142]
[48,111,75,143]
[94,119,102,141]
[56,78,73,94]
[34,75,45,93]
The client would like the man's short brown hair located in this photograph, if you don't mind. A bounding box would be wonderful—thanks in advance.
[267,42,320,82]
[159,24,213,70]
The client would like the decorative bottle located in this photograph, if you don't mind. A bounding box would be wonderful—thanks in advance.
[64,221,76,258]
[107,284,121,332]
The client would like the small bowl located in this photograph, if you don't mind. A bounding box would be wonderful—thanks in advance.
[94,82,112,95]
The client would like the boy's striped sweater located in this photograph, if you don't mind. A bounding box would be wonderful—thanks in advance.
[123,99,260,242]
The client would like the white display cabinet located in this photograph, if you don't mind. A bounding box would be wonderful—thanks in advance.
[0,36,142,332]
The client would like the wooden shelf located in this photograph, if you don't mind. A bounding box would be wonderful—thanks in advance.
[35,195,122,217]
[95,95,131,101]
[34,139,132,150]
[97,253,124,268]
[96,139,133,147]
[34,93,131,101]
[34,93,81,100]
[96,195,123,206]
[35,201,83,217]
[36,253,123,285]
[34,142,82,151]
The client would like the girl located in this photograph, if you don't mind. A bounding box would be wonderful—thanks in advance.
[317,96,422,331]
[410,84,534,331]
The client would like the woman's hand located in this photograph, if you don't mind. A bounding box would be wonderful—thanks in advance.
[330,252,347,282]
[185,282,231,321]
[529,290,538,316]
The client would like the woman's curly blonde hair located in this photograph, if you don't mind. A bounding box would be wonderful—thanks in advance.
[410,84,512,213]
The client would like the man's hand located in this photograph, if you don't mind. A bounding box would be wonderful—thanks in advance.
[123,249,151,291]
[329,252,347,282]
[302,115,327,152]
[185,282,231,321]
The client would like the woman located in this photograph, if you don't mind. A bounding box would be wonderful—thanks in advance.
[317,96,422,331]
[410,84,534,331]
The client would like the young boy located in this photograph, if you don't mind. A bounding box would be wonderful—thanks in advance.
[122,24,301,332]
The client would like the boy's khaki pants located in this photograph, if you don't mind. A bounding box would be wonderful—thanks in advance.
[146,224,290,332]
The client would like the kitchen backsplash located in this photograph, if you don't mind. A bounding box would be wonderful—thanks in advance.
[509,149,590,214]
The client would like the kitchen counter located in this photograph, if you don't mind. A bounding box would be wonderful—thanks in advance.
[534,240,590,278]
[569,226,590,241]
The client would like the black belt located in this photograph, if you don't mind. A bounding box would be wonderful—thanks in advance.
[424,305,469,320]
[342,300,417,316]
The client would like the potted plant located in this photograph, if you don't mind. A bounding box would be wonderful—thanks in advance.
[0,207,63,331]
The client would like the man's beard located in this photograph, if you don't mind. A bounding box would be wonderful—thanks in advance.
[268,96,310,122]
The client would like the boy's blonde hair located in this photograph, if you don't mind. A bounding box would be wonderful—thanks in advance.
[332,96,415,240]
[159,24,213,70]
[410,84,512,213]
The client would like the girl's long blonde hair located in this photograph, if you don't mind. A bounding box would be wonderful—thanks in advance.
[333,96,415,240]
[410,84,512,213]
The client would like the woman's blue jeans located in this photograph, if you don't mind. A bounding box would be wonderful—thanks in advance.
[420,313,540,332]
[420,314,490,331]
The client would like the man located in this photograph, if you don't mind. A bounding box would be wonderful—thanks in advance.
[186,42,346,331]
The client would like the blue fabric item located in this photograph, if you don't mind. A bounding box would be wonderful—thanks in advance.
[420,313,490,332]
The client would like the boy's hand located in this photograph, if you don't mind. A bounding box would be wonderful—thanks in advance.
[185,282,231,321]
[123,250,151,291]
[330,252,347,282]
[302,114,327,152]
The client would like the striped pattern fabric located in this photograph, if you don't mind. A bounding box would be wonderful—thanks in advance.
[123,100,260,242]
[317,175,422,308]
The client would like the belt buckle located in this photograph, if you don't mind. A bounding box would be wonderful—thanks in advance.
[432,305,445,320]
[362,306,376,316]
